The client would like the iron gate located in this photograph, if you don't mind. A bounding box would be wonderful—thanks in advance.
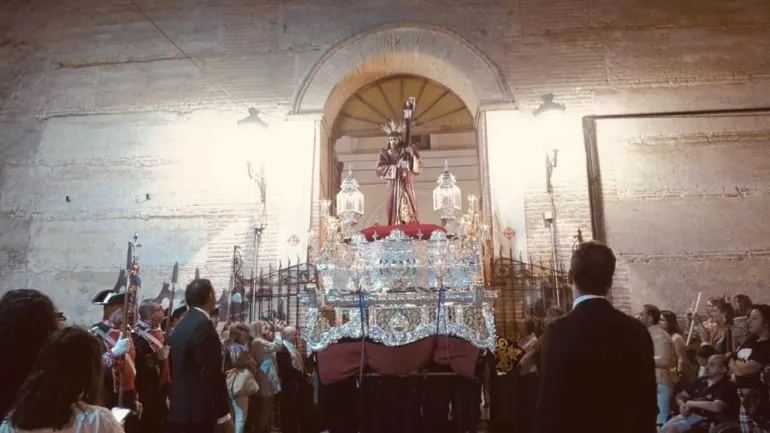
[218,251,318,335]
[488,248,572,341]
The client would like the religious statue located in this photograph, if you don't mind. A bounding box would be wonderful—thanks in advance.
[375,97,422,226]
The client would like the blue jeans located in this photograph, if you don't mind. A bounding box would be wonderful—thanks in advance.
[662,413,707,432]
[658,384,672,425]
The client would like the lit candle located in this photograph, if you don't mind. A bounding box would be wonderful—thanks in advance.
[480,224,490,242]
[320,199,331,217]
[467,194,478,213]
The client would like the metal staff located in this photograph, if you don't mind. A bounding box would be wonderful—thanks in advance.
[224,245,241,330]
[118,232,140,408]
[164,262,180,332]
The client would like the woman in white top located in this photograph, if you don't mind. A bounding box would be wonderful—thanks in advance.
[0,326,124,433]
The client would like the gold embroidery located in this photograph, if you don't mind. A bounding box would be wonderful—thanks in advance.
[495,337,522,375]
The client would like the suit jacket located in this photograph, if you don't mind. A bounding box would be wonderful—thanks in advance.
[276,343,304,396]
[534,298,657,433]
[167,307,230,425]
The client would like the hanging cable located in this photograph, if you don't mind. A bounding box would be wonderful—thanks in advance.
[127,0,283,119]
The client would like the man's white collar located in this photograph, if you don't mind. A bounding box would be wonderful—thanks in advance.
[193,306,211,321]
[572,294,606,309]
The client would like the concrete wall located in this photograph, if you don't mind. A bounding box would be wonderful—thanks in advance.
[1,0,769,321]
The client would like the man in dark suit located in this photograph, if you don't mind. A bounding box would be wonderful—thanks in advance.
[276,326,308,433]
[535,240,658,433]
[167,279,234,433]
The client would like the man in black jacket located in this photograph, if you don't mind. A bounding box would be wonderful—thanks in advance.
[167,279,234,433]
[535,240,658,433]
[276,326,306,433]
[133,299,169,433]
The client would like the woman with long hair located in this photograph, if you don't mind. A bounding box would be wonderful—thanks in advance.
[660,310,692,383]
[248,320,284,433]
[0,326,124,433]
[731,304,770,433]
[0,289,59,418]
[227,325,259,433]
[700,300,736,355]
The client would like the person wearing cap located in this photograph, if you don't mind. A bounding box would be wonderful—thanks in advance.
[133,299,171,433]
[89,289,140,432]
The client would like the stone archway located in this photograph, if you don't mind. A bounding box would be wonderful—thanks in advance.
[291,22,514,122]
[284,23,526,261]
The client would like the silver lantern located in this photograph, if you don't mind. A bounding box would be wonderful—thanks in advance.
[433,160,462,226]
[336,168,364,234]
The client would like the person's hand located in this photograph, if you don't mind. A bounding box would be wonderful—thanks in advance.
[216,419,235,433]
[274,320,286,333]
[111,334,130,357]
[157,345,170,360]
[134,401,143,419]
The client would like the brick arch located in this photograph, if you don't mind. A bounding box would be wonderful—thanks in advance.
[291,22,514,123]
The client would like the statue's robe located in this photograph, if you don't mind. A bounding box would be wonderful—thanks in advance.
[375,144,422,226]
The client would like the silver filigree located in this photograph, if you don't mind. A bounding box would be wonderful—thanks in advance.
[299,289,498,354]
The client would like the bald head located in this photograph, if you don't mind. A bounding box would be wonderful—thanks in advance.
[283,325,297,339]
[705,354,728,378]
[711,354,728,368]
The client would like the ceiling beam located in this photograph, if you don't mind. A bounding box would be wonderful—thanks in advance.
[354,93,391,122]
[338,123,475,138]
[414,89,450,123]
[417,106,469,127]
[378,84,398,120]
[339,111,382,126]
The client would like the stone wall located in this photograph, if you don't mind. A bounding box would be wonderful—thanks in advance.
[1,0,769,322]
[596,114,770,314]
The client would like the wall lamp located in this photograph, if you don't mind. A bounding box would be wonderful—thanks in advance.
[237,107,268,129]
[533,94,566,193]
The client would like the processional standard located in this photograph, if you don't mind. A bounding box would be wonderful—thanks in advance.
[300,96,498,356]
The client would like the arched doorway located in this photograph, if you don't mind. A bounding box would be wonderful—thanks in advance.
[289,23,515,242]
[281,22,527,265]
[329,74,479,226]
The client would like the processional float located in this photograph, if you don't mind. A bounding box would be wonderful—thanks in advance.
[300,97,498,385]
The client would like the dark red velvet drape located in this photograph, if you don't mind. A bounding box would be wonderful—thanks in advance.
[315,336,481,385]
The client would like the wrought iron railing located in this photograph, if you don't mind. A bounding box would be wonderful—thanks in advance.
[488,248,571,341]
